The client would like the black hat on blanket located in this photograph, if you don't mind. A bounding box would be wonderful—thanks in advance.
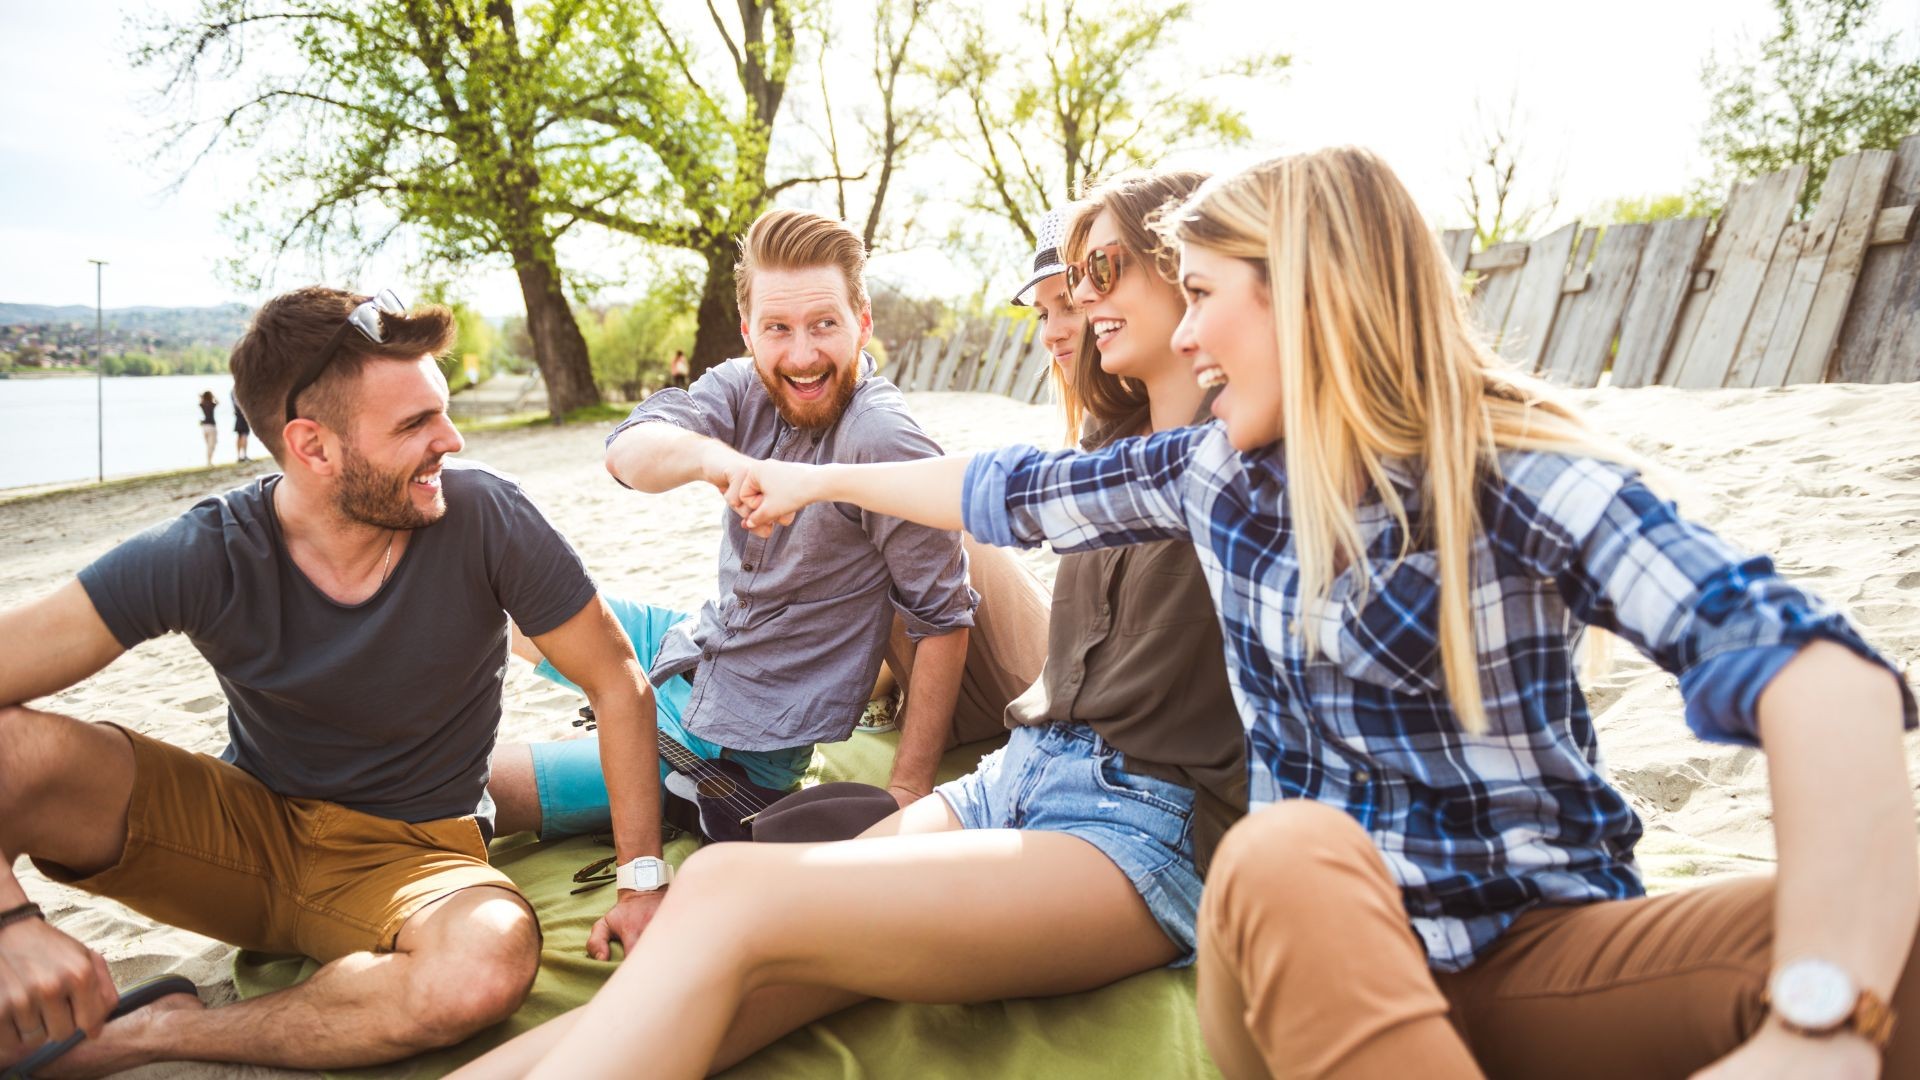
[751,782,902,843]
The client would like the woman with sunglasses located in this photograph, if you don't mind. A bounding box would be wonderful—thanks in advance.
[726,147,1919,1077]
[452,171,1248,1080]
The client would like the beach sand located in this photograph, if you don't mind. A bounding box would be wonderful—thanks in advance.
[3,383,1917,1078]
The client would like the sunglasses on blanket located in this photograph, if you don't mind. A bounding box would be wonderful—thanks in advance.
[283,289,408,425]
[1065,245,1126,296]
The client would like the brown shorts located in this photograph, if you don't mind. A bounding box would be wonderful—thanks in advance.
[33,725,519,964]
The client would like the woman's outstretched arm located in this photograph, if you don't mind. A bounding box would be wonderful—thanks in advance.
[734,454,969,534]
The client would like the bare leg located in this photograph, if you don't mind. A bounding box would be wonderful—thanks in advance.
[449,793,967,1080]
[525,823,1179,1078]
[487,743,543,837]
[0,708,541,1074]
[55,886,539,1075]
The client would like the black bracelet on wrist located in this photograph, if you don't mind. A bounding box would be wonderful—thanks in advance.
[0,901,45,930]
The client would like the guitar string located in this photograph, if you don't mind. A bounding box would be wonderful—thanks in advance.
[657,737,772,823]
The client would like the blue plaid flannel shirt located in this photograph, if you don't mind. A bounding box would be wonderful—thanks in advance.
[963,422,1915,971]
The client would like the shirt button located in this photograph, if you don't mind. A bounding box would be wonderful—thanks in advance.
[741,561,755,572]
[1353,770,1371,785]
[702,647,717,661]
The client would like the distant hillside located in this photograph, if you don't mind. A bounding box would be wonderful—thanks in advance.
[0,303,253,339]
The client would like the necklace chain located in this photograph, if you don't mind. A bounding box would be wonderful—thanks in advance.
[377,530,396,588]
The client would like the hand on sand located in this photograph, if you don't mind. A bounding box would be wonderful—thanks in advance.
[0,914,117,1061]
[586,889,668,962]
[1689,1023,1877,1080]
[726,459,817,538]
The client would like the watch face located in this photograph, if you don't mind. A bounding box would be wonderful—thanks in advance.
[1772,960,1856,1029]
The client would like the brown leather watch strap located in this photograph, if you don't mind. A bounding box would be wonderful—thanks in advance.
[1852,988,1897,1052]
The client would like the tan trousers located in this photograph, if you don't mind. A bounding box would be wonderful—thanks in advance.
[1198,800,1920,1079]
[888,535,1052,747]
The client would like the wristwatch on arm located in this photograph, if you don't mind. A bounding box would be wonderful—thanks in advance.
[1766,958,1896,1050]
[615,856,675,894]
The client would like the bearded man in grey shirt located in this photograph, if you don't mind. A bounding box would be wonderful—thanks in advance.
[489,211,1049,934]
[0,289,662,1075]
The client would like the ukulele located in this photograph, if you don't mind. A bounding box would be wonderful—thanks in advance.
[572,706,789,843]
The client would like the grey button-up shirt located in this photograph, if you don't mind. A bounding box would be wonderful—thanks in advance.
[607,354,977,751]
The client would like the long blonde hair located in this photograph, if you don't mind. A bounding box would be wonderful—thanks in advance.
[1162,147,1629,734]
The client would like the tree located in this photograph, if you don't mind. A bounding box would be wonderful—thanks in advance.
[1457,98,1561,248]
[579,272,699,400]
[1702,0,1920,215]
[1591,190,1721,225]
[937,0,1288,247]
[138,1,684,416]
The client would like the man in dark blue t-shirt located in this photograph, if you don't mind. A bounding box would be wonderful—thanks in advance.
[0,288,661,1074]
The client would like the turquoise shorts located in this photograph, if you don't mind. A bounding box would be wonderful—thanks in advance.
[527,597,813,841]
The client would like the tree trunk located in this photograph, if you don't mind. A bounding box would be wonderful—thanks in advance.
[511,240,600,418]
[689,245,743,380]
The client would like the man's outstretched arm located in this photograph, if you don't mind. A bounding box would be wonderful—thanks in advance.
[528,597,665,961]
[0,581,126,709]
[605,423,749,495]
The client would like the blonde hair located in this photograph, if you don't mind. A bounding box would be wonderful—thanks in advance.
[1061,169,1208,443]
[735,209,870,318]
[1162,147,1630,733]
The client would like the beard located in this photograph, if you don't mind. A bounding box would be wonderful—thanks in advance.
[756,356,860,431]
[335,441,443,530]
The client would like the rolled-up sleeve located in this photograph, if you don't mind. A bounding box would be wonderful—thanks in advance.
[963,427,1201,553]
[605,361,746,458]
[1500,455,1917,744]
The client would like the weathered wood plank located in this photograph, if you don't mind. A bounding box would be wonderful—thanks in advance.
[1540,222,1649,388]
[1441,229,1474,274]
[1768,150,1895,385]
[1020,339,1055,404]
[1725,216,1816,389]
[1663,164,1807,388]
[974,317,1014,393]
[1611,217,1711,388]
[1467,244,1529,272]
[895,339,925,390]
[1499,222,1581,371]
[966,317,1010,392]
[1835,133,1920,383]
[1869,204,1914,246]
[1469,241,1528,343]
[929,321,972,392]
[991,319,1036,396]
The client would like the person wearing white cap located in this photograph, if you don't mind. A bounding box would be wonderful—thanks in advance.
[1012,208,1091,443]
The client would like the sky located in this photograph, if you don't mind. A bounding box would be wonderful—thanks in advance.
[3,0,1918,317]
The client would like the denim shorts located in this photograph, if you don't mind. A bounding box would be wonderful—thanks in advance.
[936,722,1203,964]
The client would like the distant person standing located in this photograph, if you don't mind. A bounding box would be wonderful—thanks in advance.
[232,390,252,462]
[668,349,689,390]
[197,391,218,466]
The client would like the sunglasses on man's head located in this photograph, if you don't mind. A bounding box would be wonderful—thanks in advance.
[1065,244,1126,296]
[283,289,407,425]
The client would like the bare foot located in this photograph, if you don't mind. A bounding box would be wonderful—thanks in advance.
[31,990,203,1078]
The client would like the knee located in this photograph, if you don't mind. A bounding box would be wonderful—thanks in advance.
[0,706,59,812]
[402,902,540,1048]
[1207,801,1385,933]
[669,843,761,917]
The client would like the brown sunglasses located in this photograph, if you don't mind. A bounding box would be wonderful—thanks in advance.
[1064,244,1126,295]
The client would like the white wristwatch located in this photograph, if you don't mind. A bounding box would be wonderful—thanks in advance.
[615,856,675,893]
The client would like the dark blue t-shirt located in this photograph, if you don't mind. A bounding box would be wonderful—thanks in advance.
[77,462,597,823]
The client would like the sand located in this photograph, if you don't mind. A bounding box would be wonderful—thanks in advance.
[2,383,1917,1077]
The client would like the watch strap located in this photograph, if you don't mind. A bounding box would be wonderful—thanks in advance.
[1851,988,1897,1052]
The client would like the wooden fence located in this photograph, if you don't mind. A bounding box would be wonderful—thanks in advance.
[884,132,1920,397]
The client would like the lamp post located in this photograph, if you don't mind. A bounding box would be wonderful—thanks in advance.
[88,259,107,483]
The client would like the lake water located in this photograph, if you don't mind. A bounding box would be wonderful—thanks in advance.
[0,373,245,490]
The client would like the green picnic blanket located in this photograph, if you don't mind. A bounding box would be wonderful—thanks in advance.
[234,731,1220,1079]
